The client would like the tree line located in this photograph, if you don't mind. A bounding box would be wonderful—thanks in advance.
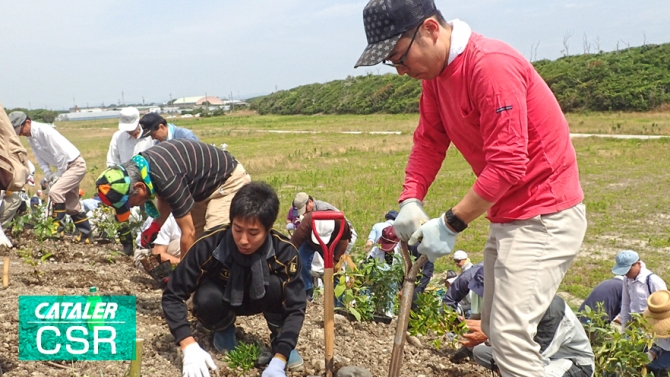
[250,43,670,114]
[5,108,61,124]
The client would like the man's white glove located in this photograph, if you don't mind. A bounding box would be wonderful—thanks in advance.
[393,199,430,242]
[262,357,287,377]
[44,171,54,182]
[182,342,217,377]
[408,213,457,263]
[286,223,295,231]
[0,227,12,248]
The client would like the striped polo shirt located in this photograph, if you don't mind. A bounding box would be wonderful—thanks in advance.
[140,139,237,218]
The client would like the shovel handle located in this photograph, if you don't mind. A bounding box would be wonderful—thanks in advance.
[311,211,345,377]
[311,211,345,268]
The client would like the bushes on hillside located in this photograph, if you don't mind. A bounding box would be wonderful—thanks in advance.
[251,43,670,115]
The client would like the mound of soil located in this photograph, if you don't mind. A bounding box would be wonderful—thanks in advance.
[0,233,488,376]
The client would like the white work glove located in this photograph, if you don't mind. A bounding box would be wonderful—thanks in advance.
[393,199,430,242]
[286,223,295,231]
[0,227,12,248]
[44,171,54,182]
[182,342,217,377]
[408,213,457,263]
[262,357,287,377]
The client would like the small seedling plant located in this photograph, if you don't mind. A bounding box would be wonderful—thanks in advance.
[92,206,123,240]
[334,268,374,322]
[33,215,57,243]
[579,304,654,377]
[9,213,30,238]
[357,254,405,317]
[409,291,468,349]
[224,342,261,374]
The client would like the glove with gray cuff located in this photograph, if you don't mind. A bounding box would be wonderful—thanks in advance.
[393,198,430,242]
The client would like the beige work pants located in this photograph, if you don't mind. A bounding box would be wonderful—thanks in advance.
[481,203,587,377]
[0,101,29,191]
[48,156,87,214]
[191,163,251,237]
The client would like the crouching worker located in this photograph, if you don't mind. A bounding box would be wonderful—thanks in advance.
[464,295,595,376]
[644,290,670,377]
[162,182,305,377]
[134,214,181,286]
[290,209,352,301]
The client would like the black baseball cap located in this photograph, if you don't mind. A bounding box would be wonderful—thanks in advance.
[139,113,167,138]
[354,0,437,68]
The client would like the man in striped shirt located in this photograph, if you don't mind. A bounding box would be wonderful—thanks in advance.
[96,139,250,257]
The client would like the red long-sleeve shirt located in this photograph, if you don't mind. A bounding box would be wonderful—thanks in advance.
[400,32,583,223]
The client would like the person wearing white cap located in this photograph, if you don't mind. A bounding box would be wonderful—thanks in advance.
[106,107,155,167]
[11,110,92,243]
[289,206,353,301]
[453,250,473,272]
[644,290,670,376]
[106,107,156,255]
[612,250,667,329]
[292,192,357,299]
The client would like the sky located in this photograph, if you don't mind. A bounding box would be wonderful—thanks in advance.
[1,0,668,110]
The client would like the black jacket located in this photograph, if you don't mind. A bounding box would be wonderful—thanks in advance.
[162,226,305,358]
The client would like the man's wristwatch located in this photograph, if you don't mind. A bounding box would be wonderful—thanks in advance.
[444,208,468,232]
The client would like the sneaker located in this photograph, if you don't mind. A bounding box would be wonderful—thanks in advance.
[449,345,473,364]
[255,348,273,367]
[306,288,314,302]
[121,244,134,256]
[287,349,304,370]
[212,325,237,353]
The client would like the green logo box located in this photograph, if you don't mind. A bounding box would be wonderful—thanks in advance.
[19,295,136,361]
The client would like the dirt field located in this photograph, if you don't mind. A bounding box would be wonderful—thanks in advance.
[0,232,487,377]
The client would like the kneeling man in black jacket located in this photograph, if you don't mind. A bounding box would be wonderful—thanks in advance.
[162,181,305,377]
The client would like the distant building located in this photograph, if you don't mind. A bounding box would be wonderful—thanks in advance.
[172,96,224,108]
[57,110,121,122]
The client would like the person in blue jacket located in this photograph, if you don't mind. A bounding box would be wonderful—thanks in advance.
[139,113,198,142]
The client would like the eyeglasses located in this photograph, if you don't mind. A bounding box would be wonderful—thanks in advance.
[383,24,421,68]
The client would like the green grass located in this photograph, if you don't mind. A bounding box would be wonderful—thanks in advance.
[21,112,670,298]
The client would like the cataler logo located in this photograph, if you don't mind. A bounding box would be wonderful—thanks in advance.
[19,295,136,361]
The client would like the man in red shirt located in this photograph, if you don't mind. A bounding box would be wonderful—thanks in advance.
[355,1,587,376]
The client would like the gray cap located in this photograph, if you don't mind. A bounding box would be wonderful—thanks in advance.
[9,111,28,134]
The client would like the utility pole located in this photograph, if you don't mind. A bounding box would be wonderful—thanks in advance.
[230,91,234,112]
[122,91,125,105]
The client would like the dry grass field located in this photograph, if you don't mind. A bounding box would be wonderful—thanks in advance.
[18,111,670,300]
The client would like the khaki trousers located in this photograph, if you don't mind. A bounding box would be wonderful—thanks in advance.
[48,156,87,214]
[0,101,29,191]
[191,163,251,237]
[481,203,587,377]
[0,192,23,228]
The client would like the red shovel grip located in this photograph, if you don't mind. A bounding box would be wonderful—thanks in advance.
[311,211,345,269]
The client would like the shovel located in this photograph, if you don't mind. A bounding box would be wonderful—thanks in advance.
[311,211,346,377]
[388,242,428,377]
